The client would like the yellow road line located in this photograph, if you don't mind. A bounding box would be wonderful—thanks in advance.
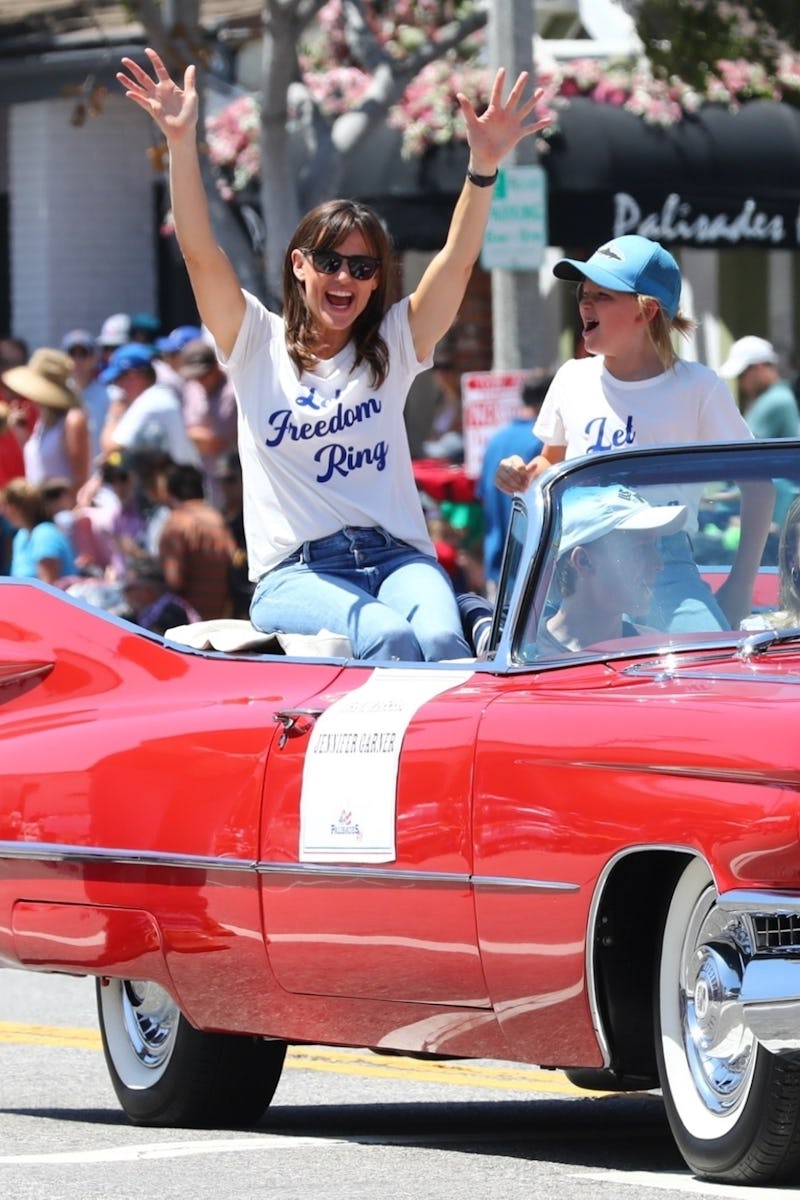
[0,1022,603,1097]
[0,1022,100,1050]
[287,1046,598,1094]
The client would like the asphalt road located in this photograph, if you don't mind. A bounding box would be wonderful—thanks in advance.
[0,969,792,1199]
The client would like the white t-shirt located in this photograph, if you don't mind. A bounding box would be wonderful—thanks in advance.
[113,383,201,467]
[535,355,751,454]
[534,355,753,531]
[223,292,435,579]
[23,416,72,484]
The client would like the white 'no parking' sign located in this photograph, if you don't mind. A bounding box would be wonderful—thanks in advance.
[481,164,548,271]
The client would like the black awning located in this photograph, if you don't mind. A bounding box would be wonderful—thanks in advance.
[363,96,800,253]
[541,95,800,251]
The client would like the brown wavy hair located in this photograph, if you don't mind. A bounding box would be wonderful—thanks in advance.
[1,477,48,528]
[283,200,395,388]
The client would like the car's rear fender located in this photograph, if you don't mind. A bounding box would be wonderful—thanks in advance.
[589,848,800,1084]
[589,848,693,1081]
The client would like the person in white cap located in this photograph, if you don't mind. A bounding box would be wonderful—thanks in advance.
[718,335,799,441]
[493,234,774,632]
[538,485,688,655]
[97,313,131,369]
[61,329,113,462]
[720,335,800,526]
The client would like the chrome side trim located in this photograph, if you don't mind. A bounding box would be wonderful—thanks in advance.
[0,841,578,894]
[257,862,578,891]
[255,861,463,885]
[472,874,578,893]
[0,841,254,873]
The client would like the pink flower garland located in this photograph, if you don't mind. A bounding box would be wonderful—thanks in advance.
[205,45,800,193]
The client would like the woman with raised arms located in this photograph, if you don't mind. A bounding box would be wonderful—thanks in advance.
[117,49,549,660]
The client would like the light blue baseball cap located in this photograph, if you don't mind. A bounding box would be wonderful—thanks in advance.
[553,235,682,319]
[559,485,687,556]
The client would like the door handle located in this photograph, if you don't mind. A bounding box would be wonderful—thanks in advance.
[273,707,323,748]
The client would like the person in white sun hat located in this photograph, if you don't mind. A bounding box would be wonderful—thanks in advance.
[538,484,688,655]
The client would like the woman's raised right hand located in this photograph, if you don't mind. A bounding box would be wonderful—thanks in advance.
[117,48,198,143]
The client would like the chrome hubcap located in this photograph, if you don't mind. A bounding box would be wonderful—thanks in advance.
[681,899,756,1115]
[120,980,180,1071]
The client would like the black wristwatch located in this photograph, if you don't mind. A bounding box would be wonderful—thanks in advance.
[466,167,499,188]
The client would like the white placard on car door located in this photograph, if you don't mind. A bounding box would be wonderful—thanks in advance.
[299,667,473,863]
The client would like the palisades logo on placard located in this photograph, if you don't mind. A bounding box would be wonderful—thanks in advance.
[331,810,362,839]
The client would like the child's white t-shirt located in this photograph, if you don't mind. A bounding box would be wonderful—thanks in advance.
[534,355,753,533]
[223,292,435,579]
[535,355,751,454]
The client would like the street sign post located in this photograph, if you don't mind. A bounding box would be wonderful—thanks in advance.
[480,164,548,272]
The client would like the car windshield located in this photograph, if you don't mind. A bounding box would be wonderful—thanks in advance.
[496,440,800,666]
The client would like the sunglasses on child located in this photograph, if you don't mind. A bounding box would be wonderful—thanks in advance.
[302,248,381,281]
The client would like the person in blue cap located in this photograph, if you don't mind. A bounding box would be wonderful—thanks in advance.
[493,233,774,631]
[98,342,200,468]
[153,324,204,400]
[155,325,203,358]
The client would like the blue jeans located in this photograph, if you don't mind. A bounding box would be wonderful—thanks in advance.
[648,532,729,632]
[250,527,471,661]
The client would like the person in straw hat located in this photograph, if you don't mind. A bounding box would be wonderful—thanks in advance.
[2,348,90,491]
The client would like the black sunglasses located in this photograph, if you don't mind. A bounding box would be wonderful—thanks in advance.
[303,248,380,282]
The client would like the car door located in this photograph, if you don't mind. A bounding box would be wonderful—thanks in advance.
[470,668,621,1070]
[259,662,492,1007]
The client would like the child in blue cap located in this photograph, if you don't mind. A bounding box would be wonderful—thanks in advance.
[494,234,774,631]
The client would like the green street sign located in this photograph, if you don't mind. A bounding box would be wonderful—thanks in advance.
[481,164,548,271]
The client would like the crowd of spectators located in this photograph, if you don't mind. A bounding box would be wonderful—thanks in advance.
[0,314,249,634]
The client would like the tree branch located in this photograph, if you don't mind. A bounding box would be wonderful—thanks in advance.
[330,5,488,154]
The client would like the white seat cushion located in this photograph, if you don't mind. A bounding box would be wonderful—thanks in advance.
[164,619,352,657]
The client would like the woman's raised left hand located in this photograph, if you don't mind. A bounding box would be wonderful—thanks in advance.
[457,69,551,175]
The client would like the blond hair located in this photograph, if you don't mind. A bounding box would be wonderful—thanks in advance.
[638,296,696,369]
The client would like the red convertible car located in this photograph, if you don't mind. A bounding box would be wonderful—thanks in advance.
[3,439,800,1186]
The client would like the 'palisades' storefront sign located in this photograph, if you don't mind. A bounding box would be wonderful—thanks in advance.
[541,95,800,252]
[547,189,800,250]
[613,192,788,245]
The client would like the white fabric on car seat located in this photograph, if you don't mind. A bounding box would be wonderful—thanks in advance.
[164,619,352,657]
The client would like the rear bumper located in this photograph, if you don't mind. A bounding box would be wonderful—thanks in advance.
[721,890,800,1055]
